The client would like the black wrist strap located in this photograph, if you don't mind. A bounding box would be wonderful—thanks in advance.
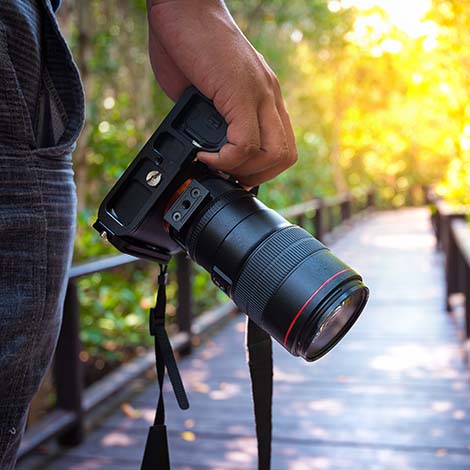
[246,318,273,470]
[141,265,189,470]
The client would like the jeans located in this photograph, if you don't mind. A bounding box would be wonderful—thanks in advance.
[0,1,84,468]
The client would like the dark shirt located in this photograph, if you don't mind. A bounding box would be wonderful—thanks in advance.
[0,0,84,150]
[0,1,43,125]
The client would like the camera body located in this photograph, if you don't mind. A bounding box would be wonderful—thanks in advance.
[93,86,228,263]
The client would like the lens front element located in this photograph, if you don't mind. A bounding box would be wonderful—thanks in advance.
[303,285,368,361]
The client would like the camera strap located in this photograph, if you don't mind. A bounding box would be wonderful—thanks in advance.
[141,264,189,470]
[247,318,273,470]
[245,186,273,469]
[140,266,272,470]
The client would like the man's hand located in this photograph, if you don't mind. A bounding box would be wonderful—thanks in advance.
[147,0,297,187]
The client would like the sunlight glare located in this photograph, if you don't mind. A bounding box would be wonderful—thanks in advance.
[328,0,342,13]
[344,0,432,36]
[103,96,115,110]
[180,431,196,442]
[380,38,403,54]
[341,0,437,54]
[290,29,303,43]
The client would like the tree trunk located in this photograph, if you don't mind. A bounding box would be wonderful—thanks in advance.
[73,0,94,212]
[330,62,348,194]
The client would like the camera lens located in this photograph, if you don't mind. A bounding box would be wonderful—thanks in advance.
[180,176,369,362]
[301,284,367,361]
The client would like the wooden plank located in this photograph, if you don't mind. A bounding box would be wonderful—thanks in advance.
[131,368,469,404]
[84,349,470,451]
[36,436,470,470]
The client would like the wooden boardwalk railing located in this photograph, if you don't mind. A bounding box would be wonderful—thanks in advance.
[450,220,470,338]
[19,207,470,470]
[18,189,374,459]
[429,196,470,340]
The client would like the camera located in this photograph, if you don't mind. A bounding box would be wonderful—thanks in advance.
[94,86,369,361]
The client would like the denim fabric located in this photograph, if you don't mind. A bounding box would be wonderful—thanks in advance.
[0,1,84,468]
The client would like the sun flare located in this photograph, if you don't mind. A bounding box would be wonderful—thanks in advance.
[346,0,432,36]
[330,0,437,54]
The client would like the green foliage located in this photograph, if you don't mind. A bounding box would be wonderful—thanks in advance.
[78,268,157,361]
[437,155,470,208]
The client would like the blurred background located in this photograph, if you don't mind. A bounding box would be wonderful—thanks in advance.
[20,0,469,467]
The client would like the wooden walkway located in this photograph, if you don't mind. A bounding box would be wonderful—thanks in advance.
[23,208,470,469]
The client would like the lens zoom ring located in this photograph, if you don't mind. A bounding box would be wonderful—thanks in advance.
[233,226,326,323]
[186,189,249,258]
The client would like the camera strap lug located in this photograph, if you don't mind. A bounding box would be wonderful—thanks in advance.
[141,264,189,470]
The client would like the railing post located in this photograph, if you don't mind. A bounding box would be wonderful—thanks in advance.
[327,205,334,232]
[314,199,324,243]
[466,265,470,339]
[176,252,193,355]
[367,189,375,209]
[438,208,448,251]
[444,215,454,312]
[430,205,441,251]
[350,194,356,217]
[54,280,84,446]
[340,195,351,222]
[423,184,430,204]
[445,216,466,314]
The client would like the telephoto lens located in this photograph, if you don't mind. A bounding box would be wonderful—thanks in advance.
[172,175,369,362]
[94,86,370,362]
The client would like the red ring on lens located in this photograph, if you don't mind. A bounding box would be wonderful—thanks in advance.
[283,268,352,347]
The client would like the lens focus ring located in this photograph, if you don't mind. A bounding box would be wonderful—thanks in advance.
[186,189,249,259]
[233,226,326,324]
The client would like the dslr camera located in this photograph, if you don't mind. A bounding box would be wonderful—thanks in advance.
[94,87,369,361]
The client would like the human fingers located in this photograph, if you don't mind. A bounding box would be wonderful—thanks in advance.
[197,107,262,172]
[235,158,293,187]
[257,56,297,168]
[225,96,288,179]
[270,74,298,169]
[235,88,297,186]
